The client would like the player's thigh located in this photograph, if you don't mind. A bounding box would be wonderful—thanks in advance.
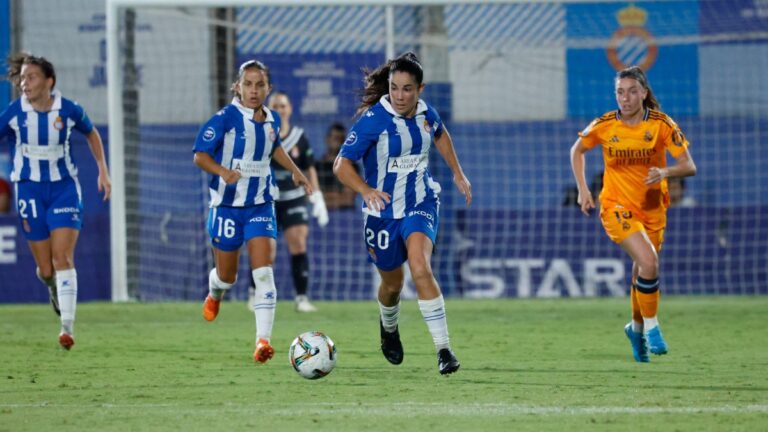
[364,215,407,272]
[47,178,84,233]
[402,200,439,268]
[276,197,309,233]
[26,238,53,275]
[600,204,644,245]
[243,203,278,268]
[15,181,51,241]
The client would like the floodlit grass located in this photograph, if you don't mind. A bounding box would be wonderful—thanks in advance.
[1,297,767,431]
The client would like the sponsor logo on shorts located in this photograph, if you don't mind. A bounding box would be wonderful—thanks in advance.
[408,210,434,221]
[53,207,79,214]
[622,222,631,231]
[248,216,273,223]
[266,223,274,231]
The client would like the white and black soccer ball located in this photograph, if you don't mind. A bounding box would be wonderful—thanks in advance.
[288,331,337,380]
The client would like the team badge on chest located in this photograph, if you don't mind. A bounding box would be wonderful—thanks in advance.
[54,116,64,131]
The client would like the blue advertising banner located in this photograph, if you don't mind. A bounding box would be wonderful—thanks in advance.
[566,1,699,117]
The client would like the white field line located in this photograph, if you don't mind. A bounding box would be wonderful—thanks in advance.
[2,402,767,416]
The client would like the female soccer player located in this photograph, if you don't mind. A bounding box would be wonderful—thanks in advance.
[193,60,311,364]
[570,66,697,362]
[333,52,472,375]
[246,91,326,313]
[0,53,112,350]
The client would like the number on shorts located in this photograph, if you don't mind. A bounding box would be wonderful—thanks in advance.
[366,228,389,250]
[18,199,38,219]
[216,217,236,238]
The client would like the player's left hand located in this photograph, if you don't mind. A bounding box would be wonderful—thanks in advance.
[644,167,668,185]
[454,174,472,207]
[98,170,112,201]
[293,171,314,196]
[309,191,329,227]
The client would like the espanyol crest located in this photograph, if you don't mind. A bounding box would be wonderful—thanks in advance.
[606,4,658,71]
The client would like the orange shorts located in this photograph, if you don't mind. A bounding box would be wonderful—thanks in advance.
[600,202,665,252]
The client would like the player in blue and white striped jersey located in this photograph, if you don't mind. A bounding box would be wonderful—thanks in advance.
[0,53,112,350]
[193,60,311,364]
[334,52,472,375]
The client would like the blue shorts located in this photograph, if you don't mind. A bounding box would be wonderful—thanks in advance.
[15,178,83,241]
[207,203,277,252]
[363,200,439,271]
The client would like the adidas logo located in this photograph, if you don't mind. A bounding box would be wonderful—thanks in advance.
[609,135,620,143]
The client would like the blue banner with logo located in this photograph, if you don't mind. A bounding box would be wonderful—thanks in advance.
[566,1,699,118]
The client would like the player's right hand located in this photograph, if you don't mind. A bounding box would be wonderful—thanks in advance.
[362,188,391,212]
[221,169,241,185]
[577,190,595,216]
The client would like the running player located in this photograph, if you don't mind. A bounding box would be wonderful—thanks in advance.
[193,60,311,364]
[333,52,472,375]
[570,65,697,362]
[0,53,112,350]
[246,91,326,313]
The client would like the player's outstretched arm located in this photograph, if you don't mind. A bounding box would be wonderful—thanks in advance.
[570,138,594,216]
[333,156,390,212]
[433,127,471,207]
[273,146,313,196]
[86,128,112,201]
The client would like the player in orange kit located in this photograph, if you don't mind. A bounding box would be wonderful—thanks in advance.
[570,66,697,362]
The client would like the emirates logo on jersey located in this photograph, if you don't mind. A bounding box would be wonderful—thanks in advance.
[54,116,64,131]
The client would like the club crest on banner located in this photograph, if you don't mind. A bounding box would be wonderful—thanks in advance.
[606,4,658,71]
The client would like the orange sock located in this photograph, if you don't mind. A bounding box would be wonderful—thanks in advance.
[636,289,660,318]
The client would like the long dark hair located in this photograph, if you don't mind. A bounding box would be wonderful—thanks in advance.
[616,65,659,110]
[357,51,423,115]
[6,52,56,89]
[231,59,270,99]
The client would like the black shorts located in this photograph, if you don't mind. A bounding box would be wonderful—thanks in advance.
[275,196,310,232]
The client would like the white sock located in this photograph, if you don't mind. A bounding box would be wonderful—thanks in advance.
[418,295,450,351]
[252,267,276,341]
[631,320,643,333]
[56,269,77,334]
[209,268,233,300]
[643,316,659,331]
[378,301,400,333]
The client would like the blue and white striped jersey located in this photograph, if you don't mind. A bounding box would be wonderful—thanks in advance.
[0,90,94,183]
[193,98,281,208]
[339,96,444,219]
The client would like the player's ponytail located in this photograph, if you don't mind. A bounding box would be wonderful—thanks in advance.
[357,51,424,116]
[6,52,56,89]
[616,65,660,111]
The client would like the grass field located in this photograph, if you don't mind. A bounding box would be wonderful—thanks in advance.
[1,296,767,431]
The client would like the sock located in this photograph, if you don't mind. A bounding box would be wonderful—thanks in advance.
[290,253,309,296]
[208,268,234,300]
[630,286,643,332]
[56,269,77,334]
[378,301,400,333]
[418,295,450,351]
[252,267,277,341]
[635,276,660,331]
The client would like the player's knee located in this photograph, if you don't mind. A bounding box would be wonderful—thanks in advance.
[51,253,74,271]
[636,255,659,278]
[216,269,237,284]
[409,263,434,284]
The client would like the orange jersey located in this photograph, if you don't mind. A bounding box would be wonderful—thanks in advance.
[579,109,689,217]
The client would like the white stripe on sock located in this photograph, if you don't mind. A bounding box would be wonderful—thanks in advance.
[56,269,77,333]
[418,295,450,351]
[252,267,276,341]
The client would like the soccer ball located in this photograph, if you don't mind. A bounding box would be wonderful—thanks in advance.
[288,331,337,380]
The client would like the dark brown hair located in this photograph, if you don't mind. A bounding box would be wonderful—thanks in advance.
[6,52,56,89]
[357,51,423,115]
[616,65,660,110]
[231,59,270,98]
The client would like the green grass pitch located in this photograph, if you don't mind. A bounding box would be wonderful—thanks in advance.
[1,297,767,431]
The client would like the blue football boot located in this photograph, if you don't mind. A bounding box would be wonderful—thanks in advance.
[624,323,650,362]
[645,326,668,355]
